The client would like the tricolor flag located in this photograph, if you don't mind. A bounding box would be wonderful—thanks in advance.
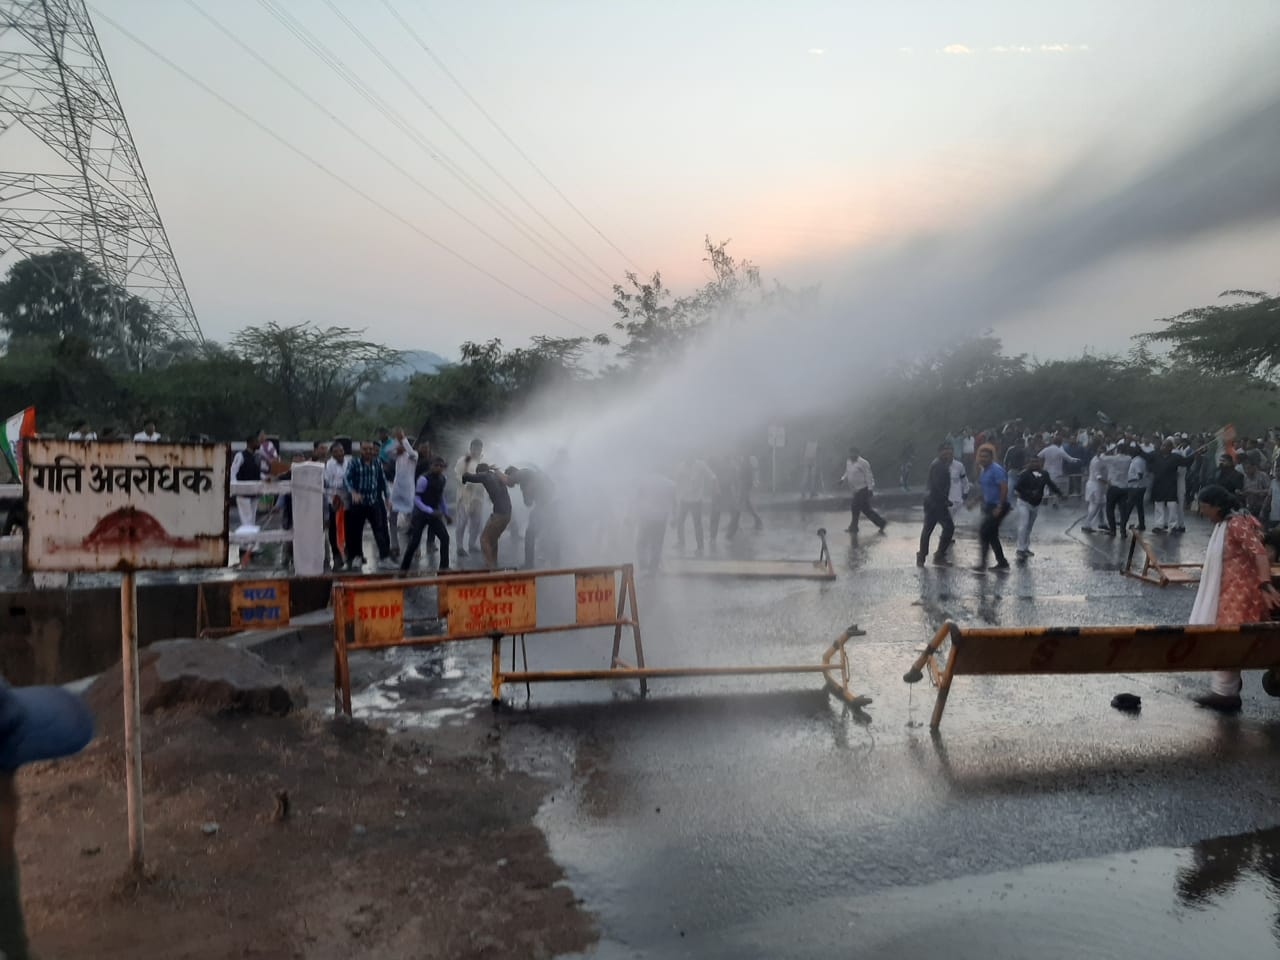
[0,407,36,478]
[1214,424,1237,464]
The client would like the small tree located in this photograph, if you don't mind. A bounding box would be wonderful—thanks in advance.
[231,321,400,435]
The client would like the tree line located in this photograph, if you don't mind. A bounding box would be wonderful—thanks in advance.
[0,242,1275,482]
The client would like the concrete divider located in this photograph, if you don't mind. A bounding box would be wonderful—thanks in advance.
[0,576,338,685]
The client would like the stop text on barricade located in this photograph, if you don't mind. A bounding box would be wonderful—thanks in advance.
[332,565,641,716]
[904,620,1280,730]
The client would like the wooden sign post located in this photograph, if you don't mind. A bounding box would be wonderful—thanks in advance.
[23,439,230,873]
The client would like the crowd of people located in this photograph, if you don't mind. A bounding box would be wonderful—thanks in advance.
[897,422,1280,572]
[228,428,561,575]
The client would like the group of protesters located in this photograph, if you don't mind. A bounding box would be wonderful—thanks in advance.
[902,422,1280,573]
[896,420,1280,714]
[229,428,558,575]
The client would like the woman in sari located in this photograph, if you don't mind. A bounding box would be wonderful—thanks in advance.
[1191,484,1280,712]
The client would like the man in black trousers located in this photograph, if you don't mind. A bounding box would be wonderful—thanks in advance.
[842,446,887,534]
[400,457,451,572]
[917,443,956,565]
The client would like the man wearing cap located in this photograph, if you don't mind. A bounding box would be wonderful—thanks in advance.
[1,678,94,959]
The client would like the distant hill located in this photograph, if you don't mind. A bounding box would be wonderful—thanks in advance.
[359,349,450,413]
[386,349,449,378]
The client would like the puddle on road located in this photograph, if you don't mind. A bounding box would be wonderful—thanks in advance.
[348,651,485,731]
[561,826,1280,959]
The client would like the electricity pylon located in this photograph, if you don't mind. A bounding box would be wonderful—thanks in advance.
[0,0,202,345]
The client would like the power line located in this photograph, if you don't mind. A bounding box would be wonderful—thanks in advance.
[87,4,598,335]
[321,0,619,288]
[260,0,612,307]
[180,0,612,318]
[392,0,640,273]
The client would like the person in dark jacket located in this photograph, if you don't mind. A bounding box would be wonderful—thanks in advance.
[400,457,450,572]
[1013,456,1063,559]
[917,443,956,566]
[1214,455,1244,495]
[1150,439,1199,533]
[1002,436,1028,495]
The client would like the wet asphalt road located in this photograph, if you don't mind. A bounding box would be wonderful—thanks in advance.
[349,498,1280,958]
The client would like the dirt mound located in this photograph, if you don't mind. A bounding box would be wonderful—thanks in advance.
[16,709,595,959]
[84,638,302,731]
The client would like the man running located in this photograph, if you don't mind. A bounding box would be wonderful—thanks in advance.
[1037,433,1079,507]
[1013,455,1063,560]
[917,443,956,566]
[972,444,1011,572]
[842,446,887,535]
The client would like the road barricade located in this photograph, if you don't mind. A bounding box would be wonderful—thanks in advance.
[662,529,836,581]
[1121,531,1280,588]
[903,619,1280,729]
[197,578,292,637]
[332,564,645,715]
[332,563,871,717]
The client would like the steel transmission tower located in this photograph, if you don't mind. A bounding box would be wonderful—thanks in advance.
[0,0,202,344]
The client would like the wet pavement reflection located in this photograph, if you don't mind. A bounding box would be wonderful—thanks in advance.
[345,501,1280,955]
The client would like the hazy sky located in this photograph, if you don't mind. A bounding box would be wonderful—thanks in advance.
[11,1,1280,357]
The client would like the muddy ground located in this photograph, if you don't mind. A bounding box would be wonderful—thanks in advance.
[14,701,594,959]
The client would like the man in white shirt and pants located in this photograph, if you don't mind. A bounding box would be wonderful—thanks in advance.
[454,438,486,558]
[1082,451,1108,532]
[323,441,350,569]
[1037,434,1079,506]
[384,428,418,561]
[842,446,887,534]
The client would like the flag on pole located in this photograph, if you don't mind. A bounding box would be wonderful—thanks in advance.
[1213,424,1237,465]
[0,407,35,478]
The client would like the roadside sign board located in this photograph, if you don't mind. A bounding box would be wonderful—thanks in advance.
[230,580,290,630]
[24,439,229,572]
[22,438,230,874]
[575,572,617,626]
[768,425,786,448]
[351,589,405,647]
[444,578,537,637]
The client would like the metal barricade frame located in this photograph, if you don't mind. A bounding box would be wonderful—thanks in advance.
[331,564,873,717]
[904,619,1280,729]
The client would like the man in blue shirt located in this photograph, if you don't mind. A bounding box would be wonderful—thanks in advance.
[973,444,1011,572]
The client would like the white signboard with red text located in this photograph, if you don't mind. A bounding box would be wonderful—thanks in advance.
[24,439,230,572]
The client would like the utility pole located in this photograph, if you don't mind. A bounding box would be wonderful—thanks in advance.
[0,0,202,354]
